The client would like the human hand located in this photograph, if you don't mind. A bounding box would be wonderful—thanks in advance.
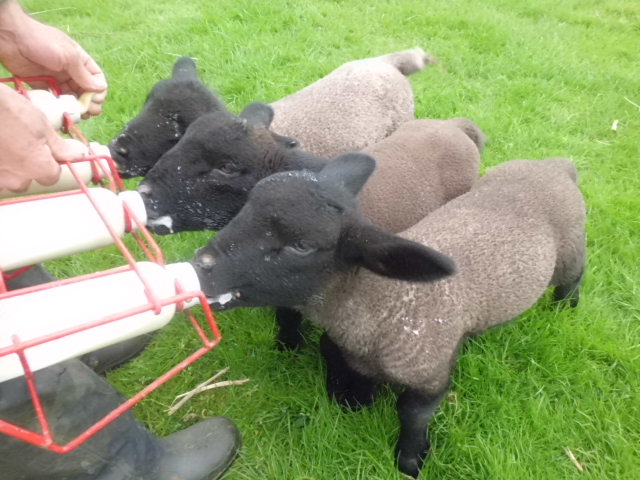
[0,84,88,192]
[0,0,107,117]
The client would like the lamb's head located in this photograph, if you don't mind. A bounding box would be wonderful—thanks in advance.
[192,153,456,311]
[109,56,225,178]
[138,102,301,234]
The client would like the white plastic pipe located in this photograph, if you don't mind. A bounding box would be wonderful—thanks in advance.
[0,261,201,382]
[0,141,113,199]
[0,188,147,271]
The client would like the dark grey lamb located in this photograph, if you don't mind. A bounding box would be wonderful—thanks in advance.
[138,103,484,235]
[109,49,432,178]
[191,154,586,477]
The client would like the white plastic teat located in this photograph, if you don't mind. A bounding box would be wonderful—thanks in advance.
[27,89,87,130]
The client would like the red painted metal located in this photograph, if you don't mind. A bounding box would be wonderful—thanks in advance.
[0,76,220,452]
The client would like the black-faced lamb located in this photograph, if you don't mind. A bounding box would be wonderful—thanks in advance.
[109,56,228,178]
[109,49,432,177]
[358,117,485,232]
[191,154,586,478]
[138,103,484,235]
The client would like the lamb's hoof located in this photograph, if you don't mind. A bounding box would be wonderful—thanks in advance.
[396,445,428,479]
[553,286,580,308]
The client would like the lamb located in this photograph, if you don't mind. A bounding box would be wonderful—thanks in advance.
[139,103,484,235]
[191,154,586,477]
[109,48,432,177]
[358,117,485,232]
[139,105,484,349]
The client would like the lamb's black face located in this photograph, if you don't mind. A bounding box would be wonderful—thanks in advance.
[110,81,188,178]
[109,57,224,179]
[138,106,302,235]
[192,152,456,312]
[192,171,347,310]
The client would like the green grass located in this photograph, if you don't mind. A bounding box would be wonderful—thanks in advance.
[14,0,640,478]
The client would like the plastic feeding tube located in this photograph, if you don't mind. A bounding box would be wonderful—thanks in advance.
[0,188,147,271]
[0,261,201,382]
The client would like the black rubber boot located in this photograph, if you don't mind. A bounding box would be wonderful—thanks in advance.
[5,265,155,374]
[4,264,57,290]
[0,359,241,479]
[154,417,240,480]
[78,333,155,374]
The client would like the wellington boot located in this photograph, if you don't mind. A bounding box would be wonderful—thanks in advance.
[152,417,240,480]
[78,332,155,374]
[0,359,240,479]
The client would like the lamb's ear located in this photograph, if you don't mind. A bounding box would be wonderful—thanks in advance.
[239,102,275,128]
[172,56,199,81]
[271,132,299,149]
[318,153,376,196]
[340,223,456,282]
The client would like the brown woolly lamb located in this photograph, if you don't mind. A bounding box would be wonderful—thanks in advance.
[139,107,484,236]
[192,154,586,477]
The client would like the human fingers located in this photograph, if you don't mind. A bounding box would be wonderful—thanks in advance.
[2,142,64,190]
[83,94,106,117]
[68,59,107,117]
[66,49,107,95]
[32,143,63,187]
[46,129,88,164]
[0,169,32,192]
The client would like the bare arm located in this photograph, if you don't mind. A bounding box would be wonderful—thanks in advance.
[0,0,107,116]
[0,83,88,192]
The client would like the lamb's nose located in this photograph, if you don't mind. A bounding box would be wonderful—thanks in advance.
[138,182,152,196]
[114,144,128,156]
[137,182,159,218]
[194,253,216,271]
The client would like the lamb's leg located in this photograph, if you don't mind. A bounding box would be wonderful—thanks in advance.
[396,388,448,478]
[320,333,378,409]
[553,266,584,308]
[275,307,304,350]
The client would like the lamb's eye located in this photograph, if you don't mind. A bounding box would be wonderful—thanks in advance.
[215,163,240,177]
[285,241,315,256]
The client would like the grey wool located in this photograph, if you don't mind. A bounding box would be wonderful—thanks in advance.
[269,48,434,157]
[304,157,586,396]
[358,118,485,232]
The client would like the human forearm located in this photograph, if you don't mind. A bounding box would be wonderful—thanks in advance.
[0,0,28,33]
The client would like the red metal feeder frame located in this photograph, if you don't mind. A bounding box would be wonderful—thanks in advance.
[0,76,221,453]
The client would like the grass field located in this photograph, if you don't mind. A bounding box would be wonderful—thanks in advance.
[13,0,640,478]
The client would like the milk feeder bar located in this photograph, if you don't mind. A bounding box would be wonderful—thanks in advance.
[0,76,221,453]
